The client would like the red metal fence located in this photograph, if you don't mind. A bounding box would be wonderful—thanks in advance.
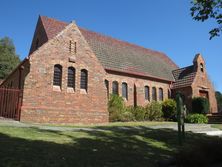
[0,88,22,120]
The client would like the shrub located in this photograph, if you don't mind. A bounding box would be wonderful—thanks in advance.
[121,108,135,122]
[108,94,125,122]
[192,97,210,114]
[145,101,163,121]
[215,91,222,112]
[131,106,146,121]
[162,99,177,120]
[185,114,208,124]
[108,94,164,122]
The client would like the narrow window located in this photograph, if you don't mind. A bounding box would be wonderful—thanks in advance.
[145,86,150,101]
[122,82,128,100]
[69,40,72,53]
[200,63,204,72]
[152,87,157,101]
[53,64,62,87]
[69,40,77,54]
[74,42,77,54]
[80,69,88,91]
[67,67,75,89]
[159,88,164,101]
[112,81,118,95]
[105,80,109,98]
[168,89,171,99]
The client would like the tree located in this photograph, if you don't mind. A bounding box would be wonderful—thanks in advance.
[215,91,222,112]
[190,0,222,39]
[0,37,20,79]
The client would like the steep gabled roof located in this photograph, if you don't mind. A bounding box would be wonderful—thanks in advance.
[172,65,196,89]
[37,16,178,81]
[40,16,67,40]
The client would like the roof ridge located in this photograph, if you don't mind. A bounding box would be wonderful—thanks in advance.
[172,65,194,72]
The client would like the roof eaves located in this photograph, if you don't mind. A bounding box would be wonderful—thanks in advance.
[0,58,29,87]
[105,68,175,83]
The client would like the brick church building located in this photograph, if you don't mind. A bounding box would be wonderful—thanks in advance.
[0,16,217,124]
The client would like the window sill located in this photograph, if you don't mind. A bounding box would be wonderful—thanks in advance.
[53,86,61,92]
[123,98,128,102]
[67,87,75,93]
[80,89,87,94]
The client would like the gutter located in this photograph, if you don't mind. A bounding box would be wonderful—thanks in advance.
[105,68,175,83]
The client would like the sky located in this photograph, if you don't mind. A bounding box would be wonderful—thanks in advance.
[0,0,221,91]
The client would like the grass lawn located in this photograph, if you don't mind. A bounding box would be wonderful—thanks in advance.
[211,124,222,130]
[0,122,221,167]
[31,121,175,128]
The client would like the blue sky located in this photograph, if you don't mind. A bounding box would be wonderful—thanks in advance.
[0,0,221,91]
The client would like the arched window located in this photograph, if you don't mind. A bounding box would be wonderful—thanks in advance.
[112,81,118,95]
[105,80,109,98]
[200,63,204,72]
[145,86,150,101]
[122,82,128,100]
[159,88,163,101]
[53,64,62,87]
[80,69,88,91]
[152,87,157,101]
[168,89,171,99]
[67,67,75,89]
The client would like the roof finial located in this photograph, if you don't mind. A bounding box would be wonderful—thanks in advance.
[71,20,76,24]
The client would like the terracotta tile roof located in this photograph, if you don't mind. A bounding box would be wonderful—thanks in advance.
[172,65,196,89]
[39,16,178,81]
[40,16,67,40]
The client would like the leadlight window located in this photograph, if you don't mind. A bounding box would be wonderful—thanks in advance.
[168,89,171,99]
[80,69,88,90]
[159,88,164,101]
[53,64,62,87]
[145,86,150,101]
[67,67,75,89]
[105,80,109,98]
[112,81,118,95]
[122,82,128,100]
[152,87,157,101]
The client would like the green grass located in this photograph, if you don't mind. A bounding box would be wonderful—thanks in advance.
[0,122,221,167]
[29,121,174,128]
[211,124,222,130]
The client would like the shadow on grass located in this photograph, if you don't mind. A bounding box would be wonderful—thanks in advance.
[0,126,221,167]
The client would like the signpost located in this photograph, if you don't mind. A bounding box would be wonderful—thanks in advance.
[176,93,185,145]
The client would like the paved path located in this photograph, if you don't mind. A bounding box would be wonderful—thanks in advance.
[149,123,222,137]
[0,118,222,137]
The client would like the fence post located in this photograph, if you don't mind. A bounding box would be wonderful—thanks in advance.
[16,90,22,121]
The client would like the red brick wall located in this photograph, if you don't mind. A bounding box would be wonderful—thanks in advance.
[171,87,193,112]
[191,55,218,113]
[172,54,218,113]
[105,72,171,106]
[20,22,109,124]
